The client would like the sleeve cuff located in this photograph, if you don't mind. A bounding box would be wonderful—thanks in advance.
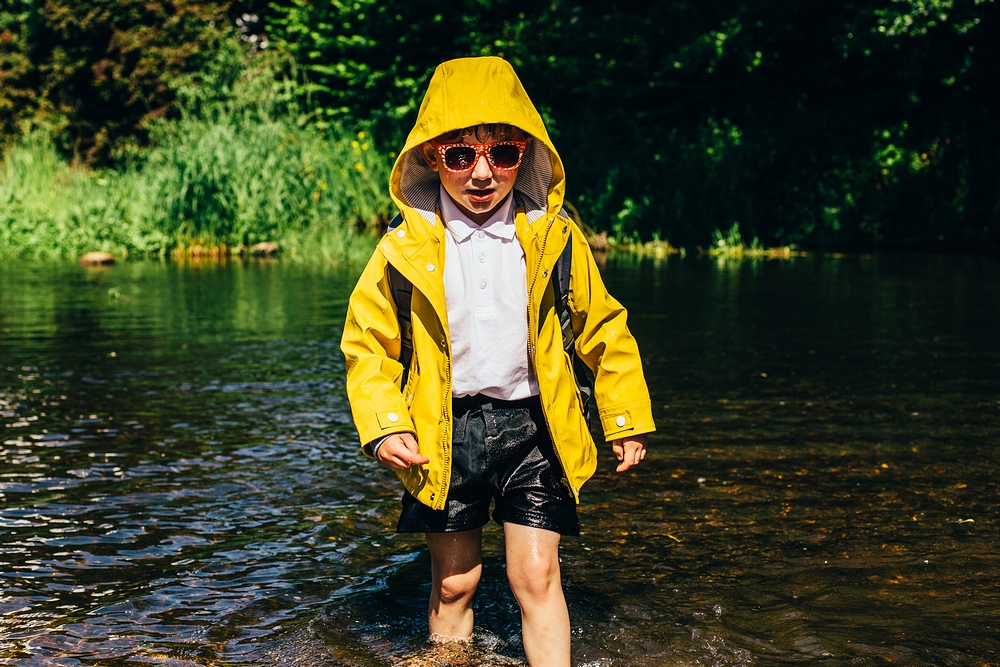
[599,400,656,440]
[370,435,392,459]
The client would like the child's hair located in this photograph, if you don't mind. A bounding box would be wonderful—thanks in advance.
[433,123,523,143]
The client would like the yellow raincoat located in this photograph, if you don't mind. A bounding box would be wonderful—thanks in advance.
[341,57,655,510]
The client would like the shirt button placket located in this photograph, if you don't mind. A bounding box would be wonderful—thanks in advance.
[473,230,489,302]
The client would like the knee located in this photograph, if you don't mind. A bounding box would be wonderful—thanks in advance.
[435,567,481,606]
[507,553,561,601]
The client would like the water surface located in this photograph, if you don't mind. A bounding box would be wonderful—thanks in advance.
[1,254,998,666]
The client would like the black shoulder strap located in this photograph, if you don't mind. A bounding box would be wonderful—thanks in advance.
[386,214,413,387]
[554,235,574,358]
[550,212,595,424]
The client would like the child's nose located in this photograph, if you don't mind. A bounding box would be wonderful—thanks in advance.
[471,154,492,180]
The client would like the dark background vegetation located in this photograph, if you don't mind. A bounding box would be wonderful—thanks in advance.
[2,0,998,251]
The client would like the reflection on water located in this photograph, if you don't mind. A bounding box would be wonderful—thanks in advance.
[1,255,998,666]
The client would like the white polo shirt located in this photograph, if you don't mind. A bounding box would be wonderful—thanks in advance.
[440,186,539,400]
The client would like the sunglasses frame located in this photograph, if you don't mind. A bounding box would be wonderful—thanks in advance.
[431,140,529,173]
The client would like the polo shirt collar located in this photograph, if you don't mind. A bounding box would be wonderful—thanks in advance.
[440,185,516,242]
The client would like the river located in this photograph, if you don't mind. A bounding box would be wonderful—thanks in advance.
[1,253,998,666]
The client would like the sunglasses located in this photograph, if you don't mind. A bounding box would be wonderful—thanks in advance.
[431,140,528,172]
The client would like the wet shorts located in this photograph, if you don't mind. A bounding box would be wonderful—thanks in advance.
[397,394,580,536]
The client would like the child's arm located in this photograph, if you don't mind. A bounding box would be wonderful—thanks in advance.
[341,252,420,458]
[566,227,657,448]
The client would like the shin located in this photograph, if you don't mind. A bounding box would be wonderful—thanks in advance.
[504,524,571,667]
[427,528,483,640]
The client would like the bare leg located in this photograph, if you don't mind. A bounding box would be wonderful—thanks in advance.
[426,528,483,641]
[503,523,571,667]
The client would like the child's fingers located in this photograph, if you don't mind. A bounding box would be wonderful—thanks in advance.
[614,437,646,472]
[377,433,428,469]
[399,433,430,465]
[401,449,430,465]
[627,445,639,466]
[384,451,425,469]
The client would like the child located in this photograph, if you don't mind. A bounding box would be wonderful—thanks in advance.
[341,56,655,667]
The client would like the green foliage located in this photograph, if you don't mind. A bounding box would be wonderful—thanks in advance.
[706,222,799,259]
[266,0,529,134]
[261,0,1000,251]
[3,0,1000,251]
[139,103,391,258]
[0,0,230,161]
[0,49,392,262]
[712,223,761,255]
[0,132,168,258]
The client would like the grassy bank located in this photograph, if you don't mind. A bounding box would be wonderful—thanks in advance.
[0,53,394,264]
[3,128,809,265]
[1,47,799,266]
[0,125,392,263]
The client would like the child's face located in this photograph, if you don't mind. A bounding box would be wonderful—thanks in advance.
[418,128,528,225]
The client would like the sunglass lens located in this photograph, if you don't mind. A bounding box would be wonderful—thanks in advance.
[489,144,522,169]
[443,146,477,171]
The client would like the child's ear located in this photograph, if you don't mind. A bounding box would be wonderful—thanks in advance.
[417,143,441,172]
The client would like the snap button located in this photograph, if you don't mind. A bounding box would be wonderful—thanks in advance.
[396,229,405,238]
[430,493,436,501]
[615,415,626,427]
[479,280,487,290]
[477,230,485,239]
[479,253,485,263]
[387,412,399,423]
[542,269,549,278]
[426,263,435,272]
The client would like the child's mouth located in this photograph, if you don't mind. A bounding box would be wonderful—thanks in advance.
[467,188,495,203]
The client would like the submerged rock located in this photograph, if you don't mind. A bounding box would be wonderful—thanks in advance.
[79,251,115,266]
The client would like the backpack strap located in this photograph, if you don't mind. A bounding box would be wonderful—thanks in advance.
[550,212,595,424]
[386,214,414,387]
[554,235,574,358]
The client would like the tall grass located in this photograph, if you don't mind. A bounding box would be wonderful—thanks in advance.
[0,49,393,263]
[703,222,802,259]
[0,133,161,259]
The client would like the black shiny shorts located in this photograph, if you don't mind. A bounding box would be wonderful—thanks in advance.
[397,394,580,536]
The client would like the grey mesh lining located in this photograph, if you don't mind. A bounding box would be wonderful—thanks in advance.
[398,137,553,225]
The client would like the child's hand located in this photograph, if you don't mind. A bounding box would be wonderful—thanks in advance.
[377,432,430,470]
[613,433,647,472]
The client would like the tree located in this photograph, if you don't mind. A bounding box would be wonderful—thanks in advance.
[0,0,229,161]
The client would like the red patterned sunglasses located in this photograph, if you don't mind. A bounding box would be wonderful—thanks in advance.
[431,140,528,172]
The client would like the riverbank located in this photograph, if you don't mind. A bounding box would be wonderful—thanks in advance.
[3,121,796,266]
[0,117,391,264]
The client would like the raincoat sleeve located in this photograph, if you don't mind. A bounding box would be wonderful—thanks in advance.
[341,250,416,455]
[567,229,656,442]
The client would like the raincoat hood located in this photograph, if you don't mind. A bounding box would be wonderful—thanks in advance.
[390,57,565,225]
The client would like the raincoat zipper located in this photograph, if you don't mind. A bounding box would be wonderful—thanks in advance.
[438,351,451,511]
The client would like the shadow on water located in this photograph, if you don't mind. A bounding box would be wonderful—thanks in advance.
[1,254,999,666]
